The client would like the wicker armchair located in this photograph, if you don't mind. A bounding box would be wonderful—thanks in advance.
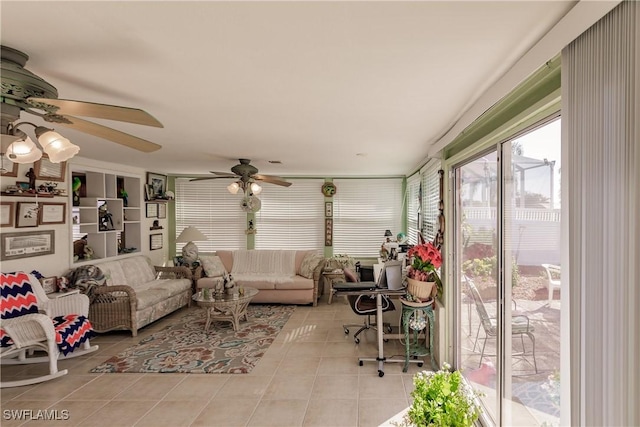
[87,258,192,336]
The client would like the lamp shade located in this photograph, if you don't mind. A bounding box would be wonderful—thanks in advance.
[227,182,241,194]
[177,226,208,265]
[384,229,393,237]
[36,128,80,163]
[5,137,42,164]
[176,226,208,243]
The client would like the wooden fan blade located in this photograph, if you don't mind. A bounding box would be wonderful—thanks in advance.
[254,174,292,187]
[190,176,234,182]
[53,115,161,152]
[210,171,237,177]
[29,98,163,128]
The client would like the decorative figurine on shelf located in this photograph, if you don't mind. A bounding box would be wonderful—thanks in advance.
[120,189,128,207]
[72,176,82,206]
[26,168,36,191]
[98,202,115,231]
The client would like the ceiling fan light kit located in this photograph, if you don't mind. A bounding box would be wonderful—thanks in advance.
[4,122,79,164]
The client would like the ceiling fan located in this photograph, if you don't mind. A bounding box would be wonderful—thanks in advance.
[191,158,292,190]
[0,45,163,160]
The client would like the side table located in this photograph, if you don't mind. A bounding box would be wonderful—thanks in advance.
[323,270,345,304]
[401,298,437,372]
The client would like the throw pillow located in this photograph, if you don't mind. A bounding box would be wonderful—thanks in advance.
[200,255,227,277]
[299,253,324,279]
[343,268,360,283]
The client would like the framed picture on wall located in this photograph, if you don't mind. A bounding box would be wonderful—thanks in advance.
[16,202,39,228]
[150,233,163,250]
[157,203,167,219]
[1,230,55,261]
[1,160,18,177]
[146,203,158,218]
[1,202,14,227]
[34,155,66,182]
[39,203,66,225]
[325,218,333,246]
[147,172,167,200]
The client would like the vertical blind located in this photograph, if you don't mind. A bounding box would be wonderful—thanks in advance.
[175,178,247,252]
[421,160,441,243]
[406,173,421,245]
[255,179,324,250]
[332,178,403,258]
[563,2,639,425]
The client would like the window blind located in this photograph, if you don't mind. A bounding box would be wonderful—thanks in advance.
[175,178,247,252]
[421,160,441,243]
[406,173,421,245]
[333,178,403,258]
[255,179,324,250]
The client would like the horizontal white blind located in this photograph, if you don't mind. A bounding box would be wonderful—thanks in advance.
[255,179,324,250]
[175,178,247,252]
[422,160,441,243]
[333,178,403,258]
[406,173,421,245]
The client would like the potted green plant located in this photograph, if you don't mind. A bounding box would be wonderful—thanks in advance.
[403,363,482,427]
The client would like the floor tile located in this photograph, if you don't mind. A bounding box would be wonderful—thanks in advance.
[303,398,358,427]
[191,398,259,427]
[246,399,307,426]
[134,399,207,427]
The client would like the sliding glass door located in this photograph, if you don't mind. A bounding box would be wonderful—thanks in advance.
[455,118,562,426]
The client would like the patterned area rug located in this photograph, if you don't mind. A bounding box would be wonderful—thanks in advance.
[90,305,294,374]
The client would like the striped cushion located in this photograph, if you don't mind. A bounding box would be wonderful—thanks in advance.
[53,315,94,356]
[1,272,39,319]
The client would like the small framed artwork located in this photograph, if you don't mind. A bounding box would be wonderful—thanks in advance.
[34,155,66,182]
[1,160,18,177]
[325,202,333,217]
[144,184,154,201]
[1,202,14,227]
[40,276,58,294]
[146,203,158,218]
[325,218,333,246]
[16,181,31,191]
[1,230,55,261]
[150,233,163,250]
[147,172,167,200]
[16,202,39,228]
[157,203,167,219]
[39,203,66,225]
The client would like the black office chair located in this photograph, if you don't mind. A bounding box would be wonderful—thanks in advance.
[340,261,403,344]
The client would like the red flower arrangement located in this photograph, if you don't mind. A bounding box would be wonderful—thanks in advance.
[407,242,442,282]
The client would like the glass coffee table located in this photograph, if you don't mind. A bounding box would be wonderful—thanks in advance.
[192,287,259,331]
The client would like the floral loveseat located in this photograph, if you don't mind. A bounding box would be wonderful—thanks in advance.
[195,250,325,306]
[70,255,192,336]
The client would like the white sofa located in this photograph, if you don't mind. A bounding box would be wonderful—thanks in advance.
[82,255,192,336]
[195,250,326,306]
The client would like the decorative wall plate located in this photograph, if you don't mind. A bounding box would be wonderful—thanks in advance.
[322,182,336,197]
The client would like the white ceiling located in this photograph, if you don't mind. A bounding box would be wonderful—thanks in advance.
[1,1,589,178]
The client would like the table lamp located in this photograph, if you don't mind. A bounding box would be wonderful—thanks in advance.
[176,226,208,265]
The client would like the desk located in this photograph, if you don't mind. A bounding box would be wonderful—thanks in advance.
[333,284,422,377]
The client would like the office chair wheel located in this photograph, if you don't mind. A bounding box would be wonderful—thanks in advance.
[354,337,360,344]
[378,370,384,377]
[344,328,350,335]
[418,363,423,367]
[383,338,389,343]
[359,361,364,366]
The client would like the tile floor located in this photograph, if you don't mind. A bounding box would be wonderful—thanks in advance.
[1,294,428,427]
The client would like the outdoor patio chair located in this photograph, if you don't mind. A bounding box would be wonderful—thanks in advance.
[465,276,537,373]
[542,264,561,304]
[1,272,98,388]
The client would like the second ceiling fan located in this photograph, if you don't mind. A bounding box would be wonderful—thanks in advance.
[191,158,292,192]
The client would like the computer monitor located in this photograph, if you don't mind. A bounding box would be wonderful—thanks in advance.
[378,260,404,290]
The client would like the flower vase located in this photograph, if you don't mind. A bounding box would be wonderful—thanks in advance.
[406,277,435,300]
